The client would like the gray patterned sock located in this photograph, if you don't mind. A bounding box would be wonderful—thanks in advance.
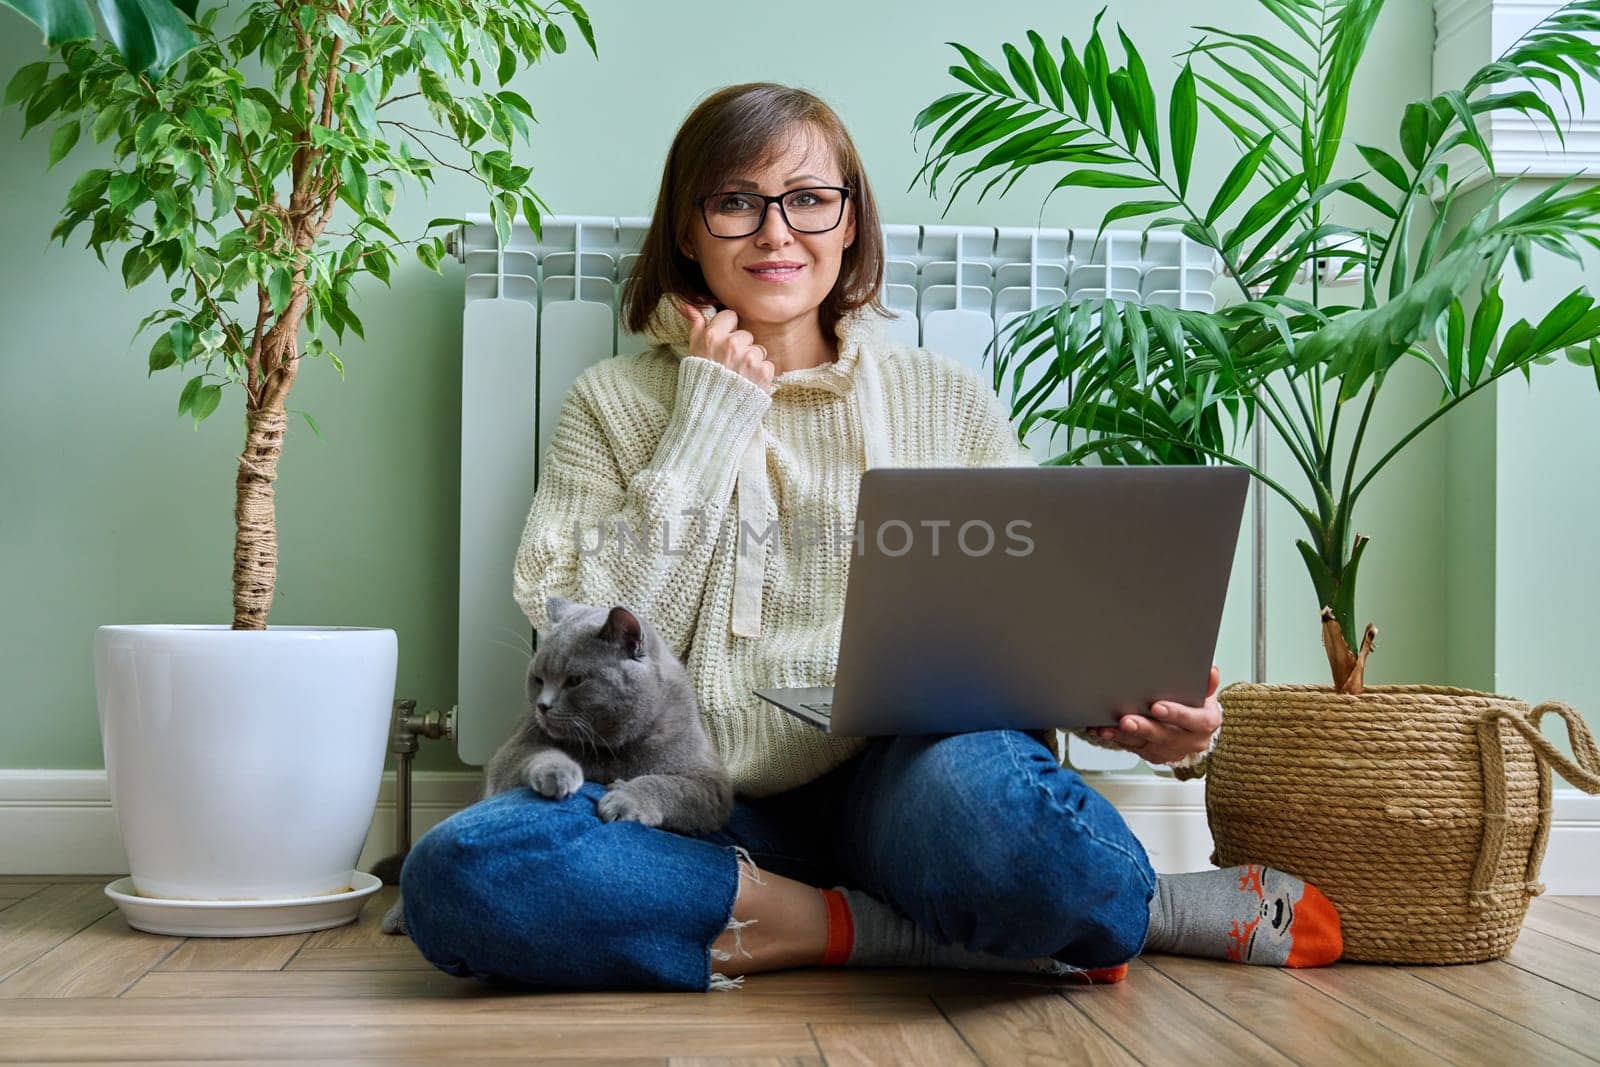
[1143,865,1342,966]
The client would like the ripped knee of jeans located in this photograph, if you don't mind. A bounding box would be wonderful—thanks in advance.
[708,844,767,992]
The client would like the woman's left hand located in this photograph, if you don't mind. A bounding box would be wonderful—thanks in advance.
[1086,665,1222,765]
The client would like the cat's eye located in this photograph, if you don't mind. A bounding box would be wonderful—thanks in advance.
[531,676,542,686]
[565,674,584,687]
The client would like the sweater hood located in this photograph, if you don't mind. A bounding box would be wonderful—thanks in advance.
[644,292,894,640]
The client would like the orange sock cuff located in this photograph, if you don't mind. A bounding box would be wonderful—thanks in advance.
[818,888,854,966]
[1069,963,1129,984]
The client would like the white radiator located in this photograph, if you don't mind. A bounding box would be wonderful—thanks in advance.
[448,214,1221,766]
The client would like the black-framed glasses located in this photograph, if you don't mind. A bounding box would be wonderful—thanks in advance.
[695,186,852,238]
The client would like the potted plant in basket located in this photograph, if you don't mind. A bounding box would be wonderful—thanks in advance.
[4,0,593,920]
[911,0,1600,962]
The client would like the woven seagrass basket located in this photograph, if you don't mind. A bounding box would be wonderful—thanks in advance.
[1206,683,1600,964]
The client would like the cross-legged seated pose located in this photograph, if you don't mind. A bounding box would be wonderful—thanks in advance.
[399,82,1341,992]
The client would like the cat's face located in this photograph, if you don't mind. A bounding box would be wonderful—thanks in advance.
[526,596,653,747]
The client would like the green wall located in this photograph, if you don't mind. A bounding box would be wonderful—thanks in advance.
[1,1,1469,774]
[1491,181,1600,741]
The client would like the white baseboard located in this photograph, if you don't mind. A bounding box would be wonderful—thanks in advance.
[1,770,1594,894]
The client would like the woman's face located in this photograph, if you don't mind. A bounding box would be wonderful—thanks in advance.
[680,129,856,329]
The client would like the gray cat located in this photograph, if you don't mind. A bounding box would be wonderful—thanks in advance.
[380,595,732,935]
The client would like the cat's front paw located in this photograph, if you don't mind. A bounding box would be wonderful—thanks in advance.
[525,750,583,800]
[380,900,408,936]
[598,781,664,827]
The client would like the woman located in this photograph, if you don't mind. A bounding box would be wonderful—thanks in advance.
[400,83,1341,992]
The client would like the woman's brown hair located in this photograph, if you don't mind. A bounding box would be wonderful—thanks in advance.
[620,82,890,343]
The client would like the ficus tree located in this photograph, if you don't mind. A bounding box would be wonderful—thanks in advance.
[4,0,594,629]
[912,0,1600,692]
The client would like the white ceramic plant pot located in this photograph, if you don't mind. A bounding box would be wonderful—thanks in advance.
[94,625,397,901]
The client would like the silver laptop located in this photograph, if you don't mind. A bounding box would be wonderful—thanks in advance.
[754,465,1249,735]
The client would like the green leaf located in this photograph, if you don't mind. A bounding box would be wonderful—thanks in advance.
[1399,101,1430,169]
[1003,42,1039,102]
[1295,540,1337,613]
[1059,36,1090,118]
[1445,299,1465,391]
[1027,30,1065,111]
[544,21,567,55]
[416,27,451,72]
[191,384,222,426]
[1146,303,1188,379]
[4,62,50,108]
[147,333,176,376]
[237,98,271,143]
[100,0,201,75]
[1107,70,1140,152]
[1051,169,1161,190]
[46,120,80,169]
[1100,199,1180,228]
[293,408,324,440]
[1117,26,1160,171]
[1124,302,1150,387]
[521,194,544,241]
[344,70,377,137]
[326,12,358,40]
[1223,174,1303,252]
[1467,283,1503,383]
[948,42,1013,96]
[1441,89,1494,176]
[1492,318,1534,376]
[210,176,235,221]
[90,103,124,144]
[1083,13,1113,131]
[268,267,292,316]
[1356,144,1409,192]
[1170,62,1197,198]
[177,374,202,416]
[121,245,157,288]
[339,157,368,216]
[1204,134,1275,226]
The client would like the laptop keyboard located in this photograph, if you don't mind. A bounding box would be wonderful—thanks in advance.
[799,701,833,717]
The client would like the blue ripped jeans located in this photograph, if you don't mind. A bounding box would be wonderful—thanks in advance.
[399,729,1156,992]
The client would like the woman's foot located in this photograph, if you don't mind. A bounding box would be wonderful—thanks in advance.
[1144,864,1342,966]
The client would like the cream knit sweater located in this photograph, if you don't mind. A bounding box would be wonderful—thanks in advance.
[512,293,1046,797]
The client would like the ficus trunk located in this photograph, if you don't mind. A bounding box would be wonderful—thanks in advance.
[231,407,286,629]
[230,294,305,631]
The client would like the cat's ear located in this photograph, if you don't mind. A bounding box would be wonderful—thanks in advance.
[545,595,576,625]
[598,605,645,659]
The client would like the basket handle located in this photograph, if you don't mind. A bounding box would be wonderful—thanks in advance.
[1470,702,1600,905]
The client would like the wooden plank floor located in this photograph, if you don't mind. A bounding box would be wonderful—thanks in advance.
[1,878,1597,1064]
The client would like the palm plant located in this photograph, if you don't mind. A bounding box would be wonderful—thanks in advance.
[4,0,594,629]
[911,0,1600,692]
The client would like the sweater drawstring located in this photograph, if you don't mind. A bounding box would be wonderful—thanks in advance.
[730,424,769,638]
[729,347,888,639]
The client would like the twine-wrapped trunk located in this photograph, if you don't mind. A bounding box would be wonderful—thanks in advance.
[231,409,287,630]
[1206,683,1600,964]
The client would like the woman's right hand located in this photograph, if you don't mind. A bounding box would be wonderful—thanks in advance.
[674,297,776,394]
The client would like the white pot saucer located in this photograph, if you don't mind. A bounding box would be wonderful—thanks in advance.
[105,871,384,937]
